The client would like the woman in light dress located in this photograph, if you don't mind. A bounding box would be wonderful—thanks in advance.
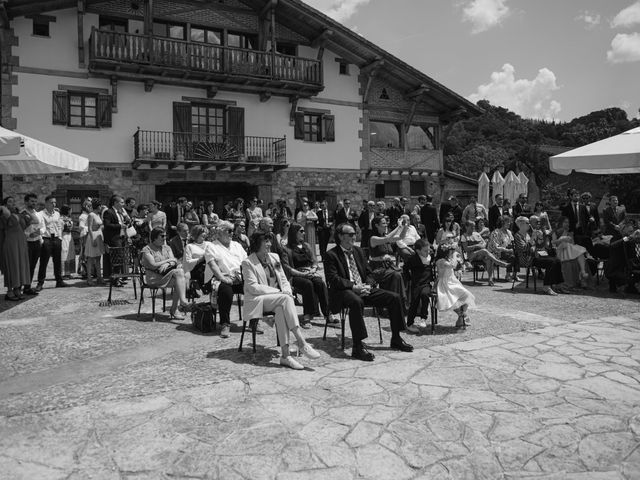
[147,200,167,230]
[201,201,219,228]
[296,201,318,257]
[60,204,76,278]
[245,197,263,237]
[435,243,475,328]
[85,198,106,285]
[435,211,461,246]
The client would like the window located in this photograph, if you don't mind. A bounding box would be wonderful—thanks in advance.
[379,88,390,100]
[370,121,400,148]
[32,19,50,36]
[293,111,335,143]
[191,26,222,45]
[407,125,436,150]
[276,44,297,56]
[384,181,401,197]
[410,180,426,197]
[338,61,349,75]
[52,91,112,128]
[99,16,127,33]
[191,104,225,140]
[227,32,257,49]
[153,21,184,39]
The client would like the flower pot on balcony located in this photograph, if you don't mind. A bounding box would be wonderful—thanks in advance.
[175,151,185,162]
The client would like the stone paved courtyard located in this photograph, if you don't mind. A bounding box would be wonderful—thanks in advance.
[0,273,639,479]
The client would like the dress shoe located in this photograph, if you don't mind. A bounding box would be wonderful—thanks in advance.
[298,343,320,359]
[34,283,43,292]
[390,338,414,352]
[23,288,38,296]
[280,356,304,370]
[351,344,375,361]
[326,315,340,325]
[56,281,69,288]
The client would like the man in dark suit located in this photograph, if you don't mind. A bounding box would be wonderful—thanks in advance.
[488,194,505,231]
[419,195,439,244]
[335,198,355,227]
[103,194,128,281]
[602,195,626,236]
[581,192,600,237]
[358,200,376,252]
[386,197,403,229]
[324,222,413,362]
[604,225,640,293]
[561,189,588,235]
[512,193,529,218]
[165,197,187,238]
[169,223,189,262]
[316,200,333,259]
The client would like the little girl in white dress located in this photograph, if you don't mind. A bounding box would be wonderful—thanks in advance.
[436,244,475,328]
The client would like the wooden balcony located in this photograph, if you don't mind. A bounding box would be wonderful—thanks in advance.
[89,29,323,96]
[365,148,444,174]
[132,130,287,171]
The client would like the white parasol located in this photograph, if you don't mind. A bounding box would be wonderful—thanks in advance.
[0,127,89,174]
[503,171,521,204]
[477,172,490,209]
[491,170,505,199]
[517,171,529,197]
[550,126,640,175]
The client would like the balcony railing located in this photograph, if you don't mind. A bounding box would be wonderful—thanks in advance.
[133,130,286,169]
[90,29,323,87]
[367,148,444,172]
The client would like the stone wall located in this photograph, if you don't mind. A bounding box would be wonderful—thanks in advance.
[1,25,19,130]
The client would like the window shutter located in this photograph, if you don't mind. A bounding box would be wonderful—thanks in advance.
[294,112,304,139]
[323,114,335,142]
[52,91,69,125]
[227,106,245,156]
[98,95,112,128]
[173,102,191,158]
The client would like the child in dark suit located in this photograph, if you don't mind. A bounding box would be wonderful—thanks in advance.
[404,239,433,332]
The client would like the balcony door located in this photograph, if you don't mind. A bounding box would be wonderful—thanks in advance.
[173,102,244,161]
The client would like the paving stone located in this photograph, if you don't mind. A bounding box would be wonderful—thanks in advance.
[354,444,415,480]
[345,421,381,448]
[578,432,638,469]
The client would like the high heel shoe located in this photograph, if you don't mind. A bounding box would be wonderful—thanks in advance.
[280,356,304,370]
[455,315,466,328]
[169,310,185,320]
[298,343,320,360]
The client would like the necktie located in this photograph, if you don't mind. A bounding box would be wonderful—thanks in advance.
[574,203,580,227]
[345,249,362,285]
[183,239,187,247]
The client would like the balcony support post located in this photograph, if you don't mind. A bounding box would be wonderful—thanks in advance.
[144,0,153,64]
[270,7,276,79]
[110,76,118,113]
[77,0,85,68]
[289,96,299,124]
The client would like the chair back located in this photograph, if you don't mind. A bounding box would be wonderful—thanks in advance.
[109,245,136,274]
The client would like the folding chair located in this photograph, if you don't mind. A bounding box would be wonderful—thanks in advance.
[107,245,138,305]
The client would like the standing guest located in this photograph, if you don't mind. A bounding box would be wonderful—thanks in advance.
[605,224,640,294]
[435,212,461,246]
[228,198,245,223]
[165,197,187,237]
[462,196,488,224]
[358,201,376,253]
[476,218,490,242]
[182,202,200,231]
[435,243,475,328]
[335,198,355,227]
[169,223,189,262]
[85,198,105,286]
[412,195,426,229]
[533,201,552,231]
[400,197,412,216]
[232,220,251,253]
[36,195,68,290]
[324,223,413,362]
[273,198,292,234]
[221,200,234,220]
[386,197,403,229]
[284,222,336,328]
[141,227,192,320]
[131,204,150,251]
[77,199,92,279]
[581,192,600,237]
[512,193,529,218]
[201,201,219,228]
[265,202,275,218]
[242,232,321,370]
[316,199,333,259]
[245,197,263,237]
[147,200,167,230]
[441,196,463,226]
[460,220,509,286]
[561,188,588,235]
[487,215,516,281]
[0,197,31,300]
[102,195,129,283]
[124,197,136,218]
[404,239,433,333]
[59,205,76,279]
[296,200,318,257]
[488,194,505,231]
[21,193,43,294]
[420,194,440,244]
[503,199,514,217]
[206,221,247,338]
[602,195,626,237]
[276,218,291,249]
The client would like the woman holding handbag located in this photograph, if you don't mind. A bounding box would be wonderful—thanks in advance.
[85,198,106,286]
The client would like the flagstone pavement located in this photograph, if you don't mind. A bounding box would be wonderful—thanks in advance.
[0,276,639,479]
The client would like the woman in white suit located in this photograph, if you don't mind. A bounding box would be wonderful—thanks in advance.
[241,232,320,370]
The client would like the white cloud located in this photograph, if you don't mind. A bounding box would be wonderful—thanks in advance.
[468,63,562,120]
[461,0,510,34]
[303,0,371,22]
[611,1,640,28]
[575,10,601,29]
[607,33,640,63]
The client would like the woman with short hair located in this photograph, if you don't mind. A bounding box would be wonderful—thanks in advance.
[147,200,167,230]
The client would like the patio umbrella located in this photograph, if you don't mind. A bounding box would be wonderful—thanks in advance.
[550,126,640,175]
[0,127,89,174]
[491,171,505,199]
[477,172,490,209]
[517,171,529,197]
[503,171,520,204]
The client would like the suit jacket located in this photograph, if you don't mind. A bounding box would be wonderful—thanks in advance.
[169,235,186,261]
[603,206,626,236]
[604,237,639,283]
[561,202,588,233]
[512,202,527,218]
[241,252,292,320]
[386,205,403,228]
[102,208,123,246]
[358,209,376,249]
[404,252,433,289]
[582,202,600,234]
[324,245,374,314]
[165,204,180,230]
[488,205,505,230]
[317,208,333,230]
[420,204,439,239]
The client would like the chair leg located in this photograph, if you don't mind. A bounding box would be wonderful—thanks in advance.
[133,278,137,300]
[238,320,247,352]
[533,269,537,292]
[236,294,243,322]
[251,319,258,354]
[162,289,166,312]
[151,290,156,322]
[323,314,329,341]
[341,308,347,350]
[377,313,383,344]
[107,282,113,305]
[137,286,144,319]
[525,268,530,289]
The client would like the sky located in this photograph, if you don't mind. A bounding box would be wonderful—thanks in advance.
[303,0,640,122]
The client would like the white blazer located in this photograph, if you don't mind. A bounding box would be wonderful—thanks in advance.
[241,252,293,320]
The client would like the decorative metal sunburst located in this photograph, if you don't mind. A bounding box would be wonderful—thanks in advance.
[126,0,144,16]
[195,141,238,160]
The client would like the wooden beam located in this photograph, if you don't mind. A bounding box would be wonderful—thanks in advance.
[311,29,334,48]
[404,100,419,133]
[206,86,218,98]
[316,46,325,61]
[405,84,430,99]
[260,91,272,103]
[289,96,299,123]
[110,76,118,113]
[259,0,278,18]
[144,79,154,92]
[77,0,85,68]
[360,58,384,75]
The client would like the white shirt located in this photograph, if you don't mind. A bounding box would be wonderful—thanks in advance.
[39,209,62,238]
[206,240,247,281]
[78,212,89,237]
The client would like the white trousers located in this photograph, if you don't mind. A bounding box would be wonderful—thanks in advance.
[260,293,300,347]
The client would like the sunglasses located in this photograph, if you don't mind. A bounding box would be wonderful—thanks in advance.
[342,232,356,237]
[298,229,305,233]
[159,234,167,238]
